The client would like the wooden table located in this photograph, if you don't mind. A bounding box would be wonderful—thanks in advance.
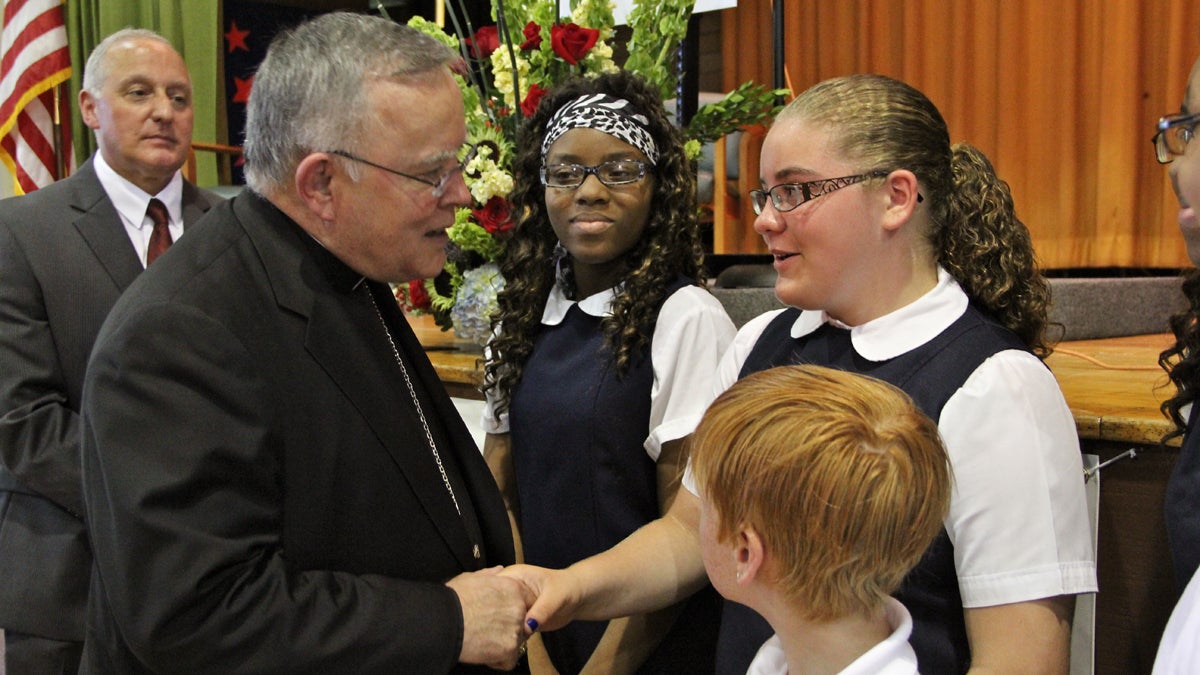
[1046,333,1176,446]
[410,313,1183,675]
[407,313,487,401]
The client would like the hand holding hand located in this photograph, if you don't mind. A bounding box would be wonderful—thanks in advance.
[500,563,582,634]
[447,566,535,670]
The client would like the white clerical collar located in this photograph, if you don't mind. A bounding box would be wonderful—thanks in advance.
[93,151,184,230]
[790,266,969,362]
[540,282,619,325]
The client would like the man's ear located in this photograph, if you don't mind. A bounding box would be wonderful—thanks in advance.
[79,90,100,130]
[294,153,337,223]
[880,169,921,232]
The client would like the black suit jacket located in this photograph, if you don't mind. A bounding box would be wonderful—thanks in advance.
[80,192,515,673]
[0,158,221,641]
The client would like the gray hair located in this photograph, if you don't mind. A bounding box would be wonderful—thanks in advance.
[243,12,456,194]
[82,28,175,94]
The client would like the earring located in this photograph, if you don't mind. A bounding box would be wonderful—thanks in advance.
[735,570,742,582]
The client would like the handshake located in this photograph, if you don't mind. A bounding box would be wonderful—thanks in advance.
[447,563,578,671]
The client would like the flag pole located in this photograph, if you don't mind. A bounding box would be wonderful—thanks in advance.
[51,82,64,179]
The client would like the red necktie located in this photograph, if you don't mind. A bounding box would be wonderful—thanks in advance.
[146,198,173,266]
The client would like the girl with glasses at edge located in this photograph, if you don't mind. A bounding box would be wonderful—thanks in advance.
[1152,53,1200,674]
[503,73,1097,675]
[481,70,735,674]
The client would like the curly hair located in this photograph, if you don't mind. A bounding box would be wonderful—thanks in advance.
[782,74,1053,357]
[483,70,705,415]
[1161,270,1200,443]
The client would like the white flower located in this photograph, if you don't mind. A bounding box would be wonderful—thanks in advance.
[490,48,530,110]
[468,166,515,204]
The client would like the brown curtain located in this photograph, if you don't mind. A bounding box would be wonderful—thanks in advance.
[720,0,1200,269]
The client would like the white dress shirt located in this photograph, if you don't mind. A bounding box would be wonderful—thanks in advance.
[93,152,184,268]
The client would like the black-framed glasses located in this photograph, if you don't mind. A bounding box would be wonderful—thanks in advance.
[1153,112,1200,164]
[328,144,477,197]
[540,159,651,189]
[750,171,892,215]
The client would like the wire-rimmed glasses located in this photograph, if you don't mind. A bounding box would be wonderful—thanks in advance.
[1153,112,1200,164]
[328,144,477,198]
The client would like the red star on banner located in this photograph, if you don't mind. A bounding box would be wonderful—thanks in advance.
[232,75,254,104]
[225,21,250,53]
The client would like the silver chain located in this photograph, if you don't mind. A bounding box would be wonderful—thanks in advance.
[366,288,461,516]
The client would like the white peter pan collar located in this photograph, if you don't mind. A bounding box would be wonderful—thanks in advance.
[790,267,969,362]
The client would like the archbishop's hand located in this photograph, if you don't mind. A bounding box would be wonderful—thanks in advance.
[448,566,535,670]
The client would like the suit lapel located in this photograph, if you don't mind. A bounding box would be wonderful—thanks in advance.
[180,181,217,229]
[306,286,479,570]
[68,163,142,292]
[70,162,218,293]
[237,195,480,570]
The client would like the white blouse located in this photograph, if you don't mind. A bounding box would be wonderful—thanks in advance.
[688,267,1097,608]
[482,283,736,461]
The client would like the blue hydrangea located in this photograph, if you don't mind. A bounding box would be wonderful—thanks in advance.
[451,262,505,345]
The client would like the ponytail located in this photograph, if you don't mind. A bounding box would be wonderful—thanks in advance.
[939,143,1052,357]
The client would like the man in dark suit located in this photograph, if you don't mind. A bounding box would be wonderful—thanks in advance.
[80,13,530,673]
[0,28,221,674]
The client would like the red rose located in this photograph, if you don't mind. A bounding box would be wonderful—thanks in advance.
[472,196,514,235]
[521,83,549,117]
[520,21,542,50]
[550,23,599,65]
[465,26,499,58]
[397,280,431,312]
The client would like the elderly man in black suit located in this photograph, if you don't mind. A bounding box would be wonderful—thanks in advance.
[0,28,221,674]
[80,13,530,674]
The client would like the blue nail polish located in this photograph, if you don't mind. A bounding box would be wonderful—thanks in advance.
[526,618,539,632]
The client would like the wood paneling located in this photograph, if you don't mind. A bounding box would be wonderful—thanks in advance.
[719,0,1200,268]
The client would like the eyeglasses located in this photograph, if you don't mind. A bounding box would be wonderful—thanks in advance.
[540,159,651,189]
[328,144,477,198]
[1153,112,1200,164]
[749,171,891,215]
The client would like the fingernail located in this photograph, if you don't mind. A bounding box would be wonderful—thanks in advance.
[526,618,539,632]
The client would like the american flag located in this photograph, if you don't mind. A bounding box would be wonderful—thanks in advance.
[0,0,71,195]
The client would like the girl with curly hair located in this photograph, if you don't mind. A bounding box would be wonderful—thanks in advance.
[481,70,735,674]
[1158,54,1200,594]
[1153,53,1200,674]
[502,74,1096,675]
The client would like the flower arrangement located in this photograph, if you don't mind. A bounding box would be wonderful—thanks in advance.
[390,0,783,344]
